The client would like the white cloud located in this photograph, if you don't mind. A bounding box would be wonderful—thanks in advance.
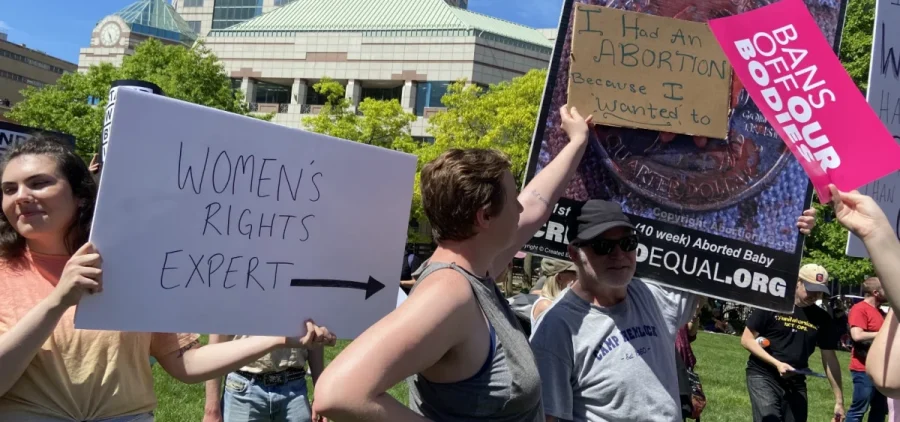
[0,21,11,32]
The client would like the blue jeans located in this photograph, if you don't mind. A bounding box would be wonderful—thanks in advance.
[847,370,888,422]
[222,372,312,422]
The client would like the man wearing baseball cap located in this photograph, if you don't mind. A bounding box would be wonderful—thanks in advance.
[528,199,703,422]
[742,263,844,422]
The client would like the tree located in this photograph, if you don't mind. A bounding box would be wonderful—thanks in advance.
[838,0,877,92]
[301,77,417,151]
[802,198,875,286]
[302,70,552,243]
[409,69,547,222]
[8,38,269,160]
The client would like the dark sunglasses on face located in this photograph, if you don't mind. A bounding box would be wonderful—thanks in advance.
[581,234,640,255]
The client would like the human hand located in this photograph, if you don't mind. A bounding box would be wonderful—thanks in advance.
[49,242,102,309]
[202,409,223,422]
[89,154,101,175]
[559,105,593,144]
[312,405,328,422]
[775,361,795,377]
[797,208,817,235]
[281,320,337,349]
[832,402,845,422]
[828,184,890,241]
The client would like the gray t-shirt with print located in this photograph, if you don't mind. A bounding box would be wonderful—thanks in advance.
[529,278,698,422]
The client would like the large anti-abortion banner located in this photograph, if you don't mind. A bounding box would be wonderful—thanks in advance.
[524,0,848,313]
[0,121,76,156]
[74,88,417,338]
[847,0,900,257]
[709,0,900,203]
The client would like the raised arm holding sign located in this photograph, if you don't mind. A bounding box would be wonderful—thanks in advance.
[313,106,595,422]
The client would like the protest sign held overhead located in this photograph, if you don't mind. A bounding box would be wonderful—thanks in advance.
[708,0,900,203]
[847,0,900,257]
[568,5,732,138]
[75,88,417,339]
[0,121,76,155]
[525,0,848,313]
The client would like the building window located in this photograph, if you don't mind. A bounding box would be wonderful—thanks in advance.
[187,21,202,33]
[274,0,297,5]
[183,0,204,6]
[413,136,436,144]
[254,81,291,104]
[361,85,403,102]
[0,49,66,74]
[415,81,451,117]
[305,89,327,106]
[0,69,45,88]
[212,0,263,30]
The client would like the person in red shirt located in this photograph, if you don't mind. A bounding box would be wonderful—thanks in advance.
[847,277,889,422]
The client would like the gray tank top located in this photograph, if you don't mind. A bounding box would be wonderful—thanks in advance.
[406,262,544,421]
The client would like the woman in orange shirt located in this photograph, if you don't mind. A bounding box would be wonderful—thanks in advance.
[0,136,335,421]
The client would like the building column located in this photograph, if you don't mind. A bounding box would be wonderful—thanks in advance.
[346,79,361,108]
[291,79,307,105]
[401,80,417,113]
[241,77,257,104]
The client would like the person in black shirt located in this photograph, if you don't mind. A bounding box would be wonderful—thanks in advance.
[741,263,844,422]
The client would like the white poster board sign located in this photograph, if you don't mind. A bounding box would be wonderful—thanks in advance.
[74,89,417,338]
[847,0,900,257]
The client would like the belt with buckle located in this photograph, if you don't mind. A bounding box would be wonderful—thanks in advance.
[236,368,306,386]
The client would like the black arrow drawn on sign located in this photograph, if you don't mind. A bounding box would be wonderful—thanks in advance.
[290,276,385,299]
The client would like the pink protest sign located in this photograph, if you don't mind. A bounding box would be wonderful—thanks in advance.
[708,0,900,202]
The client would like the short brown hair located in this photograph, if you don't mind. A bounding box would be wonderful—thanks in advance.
[862,277,881,296]
[421,149,511,243]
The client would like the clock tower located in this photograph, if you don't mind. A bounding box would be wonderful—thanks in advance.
[78,0,198,73]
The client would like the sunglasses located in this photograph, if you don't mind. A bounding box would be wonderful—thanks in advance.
[580,234,640,255]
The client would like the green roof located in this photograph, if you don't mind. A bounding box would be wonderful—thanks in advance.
[209,0,552,49]
[116,0,198,45]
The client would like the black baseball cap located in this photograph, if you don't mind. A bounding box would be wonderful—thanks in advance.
[569,200,635,245]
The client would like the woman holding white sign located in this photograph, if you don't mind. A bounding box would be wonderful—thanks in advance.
[312,106,594,421]
[0,136,336,421]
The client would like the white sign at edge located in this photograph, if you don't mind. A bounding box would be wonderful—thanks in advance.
[75,89,417,339]
[846,0,900,258]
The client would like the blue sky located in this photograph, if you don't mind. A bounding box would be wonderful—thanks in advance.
[0,0,564,64]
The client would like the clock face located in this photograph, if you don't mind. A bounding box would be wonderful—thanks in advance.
[100,23,121,46]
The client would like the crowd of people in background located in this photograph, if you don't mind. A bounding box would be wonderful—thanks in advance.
[2,104,900,422]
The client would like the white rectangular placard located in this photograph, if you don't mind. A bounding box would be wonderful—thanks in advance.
[75,88,417,338]
[847,0,900,258]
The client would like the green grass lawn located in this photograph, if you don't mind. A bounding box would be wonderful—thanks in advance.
[152,332,857,421]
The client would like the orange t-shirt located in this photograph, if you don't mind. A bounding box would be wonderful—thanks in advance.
[0,250,199,421]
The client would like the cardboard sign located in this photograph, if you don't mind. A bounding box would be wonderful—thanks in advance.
[0,121,76,156]
[708,0,900,203]
[847,0,900,257]
[524,0,848,314]
[568,4,732,138]
[74,89,417,338]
